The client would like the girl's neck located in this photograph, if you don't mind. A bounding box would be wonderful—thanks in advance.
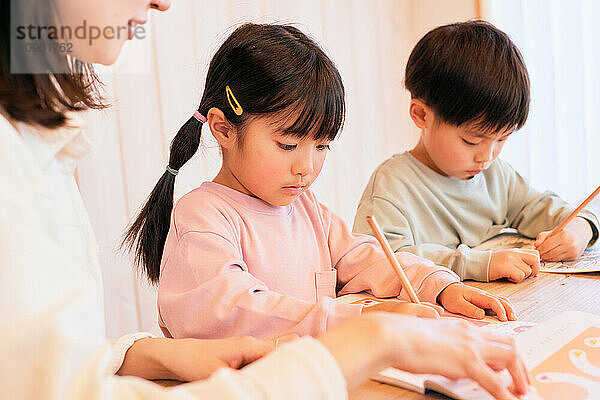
[213,166,256,199]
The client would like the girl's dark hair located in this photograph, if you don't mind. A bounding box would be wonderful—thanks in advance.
[123,23,345,283]
[0,0,105,129]
[405,20,530,134]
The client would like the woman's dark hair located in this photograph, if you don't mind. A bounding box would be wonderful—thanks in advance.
[0,0,105,129]
[123,23,346,283]
[405,20,530,134]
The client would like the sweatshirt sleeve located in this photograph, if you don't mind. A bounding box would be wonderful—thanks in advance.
[322,203,460,303]
[159,207,361,340]
[505,163,599,247]
[353,195,492,282]
[183,337,347,400]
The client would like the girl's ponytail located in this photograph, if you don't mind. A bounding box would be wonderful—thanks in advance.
[122,110,205,283]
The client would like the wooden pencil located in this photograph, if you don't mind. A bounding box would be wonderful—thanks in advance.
[545,185,600,240]
[366,215,421,304]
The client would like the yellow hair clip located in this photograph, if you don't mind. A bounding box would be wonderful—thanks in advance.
[226,85,243,116]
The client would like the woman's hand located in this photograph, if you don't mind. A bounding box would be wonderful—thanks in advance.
[318,312,530,400]
[437,283,517,321]
[117,336,274,382]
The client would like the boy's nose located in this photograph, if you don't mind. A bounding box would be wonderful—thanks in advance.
[475,144,494,163]
[151,0,171,11]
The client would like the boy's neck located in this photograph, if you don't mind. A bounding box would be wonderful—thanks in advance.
[409,140,448,177]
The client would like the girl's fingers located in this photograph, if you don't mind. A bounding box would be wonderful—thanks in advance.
[453,297,486,319]
[470,292,508,322]
[423,301,445,315]
[497,296,518,320]
[416,303,441,318]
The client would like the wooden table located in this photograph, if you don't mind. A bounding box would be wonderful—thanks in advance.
[349,271,600,400]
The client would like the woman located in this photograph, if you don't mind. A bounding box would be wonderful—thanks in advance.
[0,1,529,399]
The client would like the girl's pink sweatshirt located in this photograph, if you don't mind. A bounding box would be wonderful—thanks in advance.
[158,182,460,339]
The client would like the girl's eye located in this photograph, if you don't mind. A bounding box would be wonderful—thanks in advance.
[277,142,297,151]
[462,138,478,146]
[317,144,331,151]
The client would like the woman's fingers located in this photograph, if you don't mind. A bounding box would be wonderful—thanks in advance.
[228,336,275,367]
[475,335,530,395]
[465,359,518,400]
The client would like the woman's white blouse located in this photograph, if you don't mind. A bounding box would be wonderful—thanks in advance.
[0,113,347,400]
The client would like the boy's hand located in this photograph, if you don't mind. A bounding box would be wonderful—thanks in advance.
[489,248,540,283]
[364,300,443,319]
[437,283,517,322]
[535,217,592,261]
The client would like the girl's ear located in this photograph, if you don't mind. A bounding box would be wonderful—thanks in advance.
[409,99,432,130]
[207,107,235,148]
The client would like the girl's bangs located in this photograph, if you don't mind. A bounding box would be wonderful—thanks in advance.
[267,60,345,142]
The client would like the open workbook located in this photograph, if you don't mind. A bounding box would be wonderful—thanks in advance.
[473,231,600,273]
[372,311,600,399]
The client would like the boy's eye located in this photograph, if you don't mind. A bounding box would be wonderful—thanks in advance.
[462,138,478,146]
[316,144,331,151]
[277,142,297,151]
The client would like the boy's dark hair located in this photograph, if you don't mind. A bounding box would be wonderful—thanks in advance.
[0,0,105,129]
[123,23,346,284]
[405,20,530,134]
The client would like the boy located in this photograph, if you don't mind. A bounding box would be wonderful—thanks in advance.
[353,21,599,283]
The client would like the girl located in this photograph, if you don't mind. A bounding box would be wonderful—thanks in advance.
[125,23,517,341]
[1,2,528,399]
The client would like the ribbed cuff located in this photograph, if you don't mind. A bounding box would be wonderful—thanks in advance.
[414,269,460,304]
[461,248,492,282]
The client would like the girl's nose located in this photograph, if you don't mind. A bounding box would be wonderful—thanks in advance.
[292,155,314,177]
[151,0,171,11]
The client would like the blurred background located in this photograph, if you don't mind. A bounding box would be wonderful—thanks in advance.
[76,0,600,337]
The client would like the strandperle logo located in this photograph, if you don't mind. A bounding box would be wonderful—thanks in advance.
[15,19,146,46]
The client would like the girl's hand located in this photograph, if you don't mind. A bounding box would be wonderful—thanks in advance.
[117,336,275,382]
[318,312,530,399]
[489,248,540,283]
[363,299,443,318]
[436,283,517,322]
[535,217,592,261]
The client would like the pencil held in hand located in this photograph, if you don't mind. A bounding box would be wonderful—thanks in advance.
[545,185,600,241]
[366,215,421,304]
